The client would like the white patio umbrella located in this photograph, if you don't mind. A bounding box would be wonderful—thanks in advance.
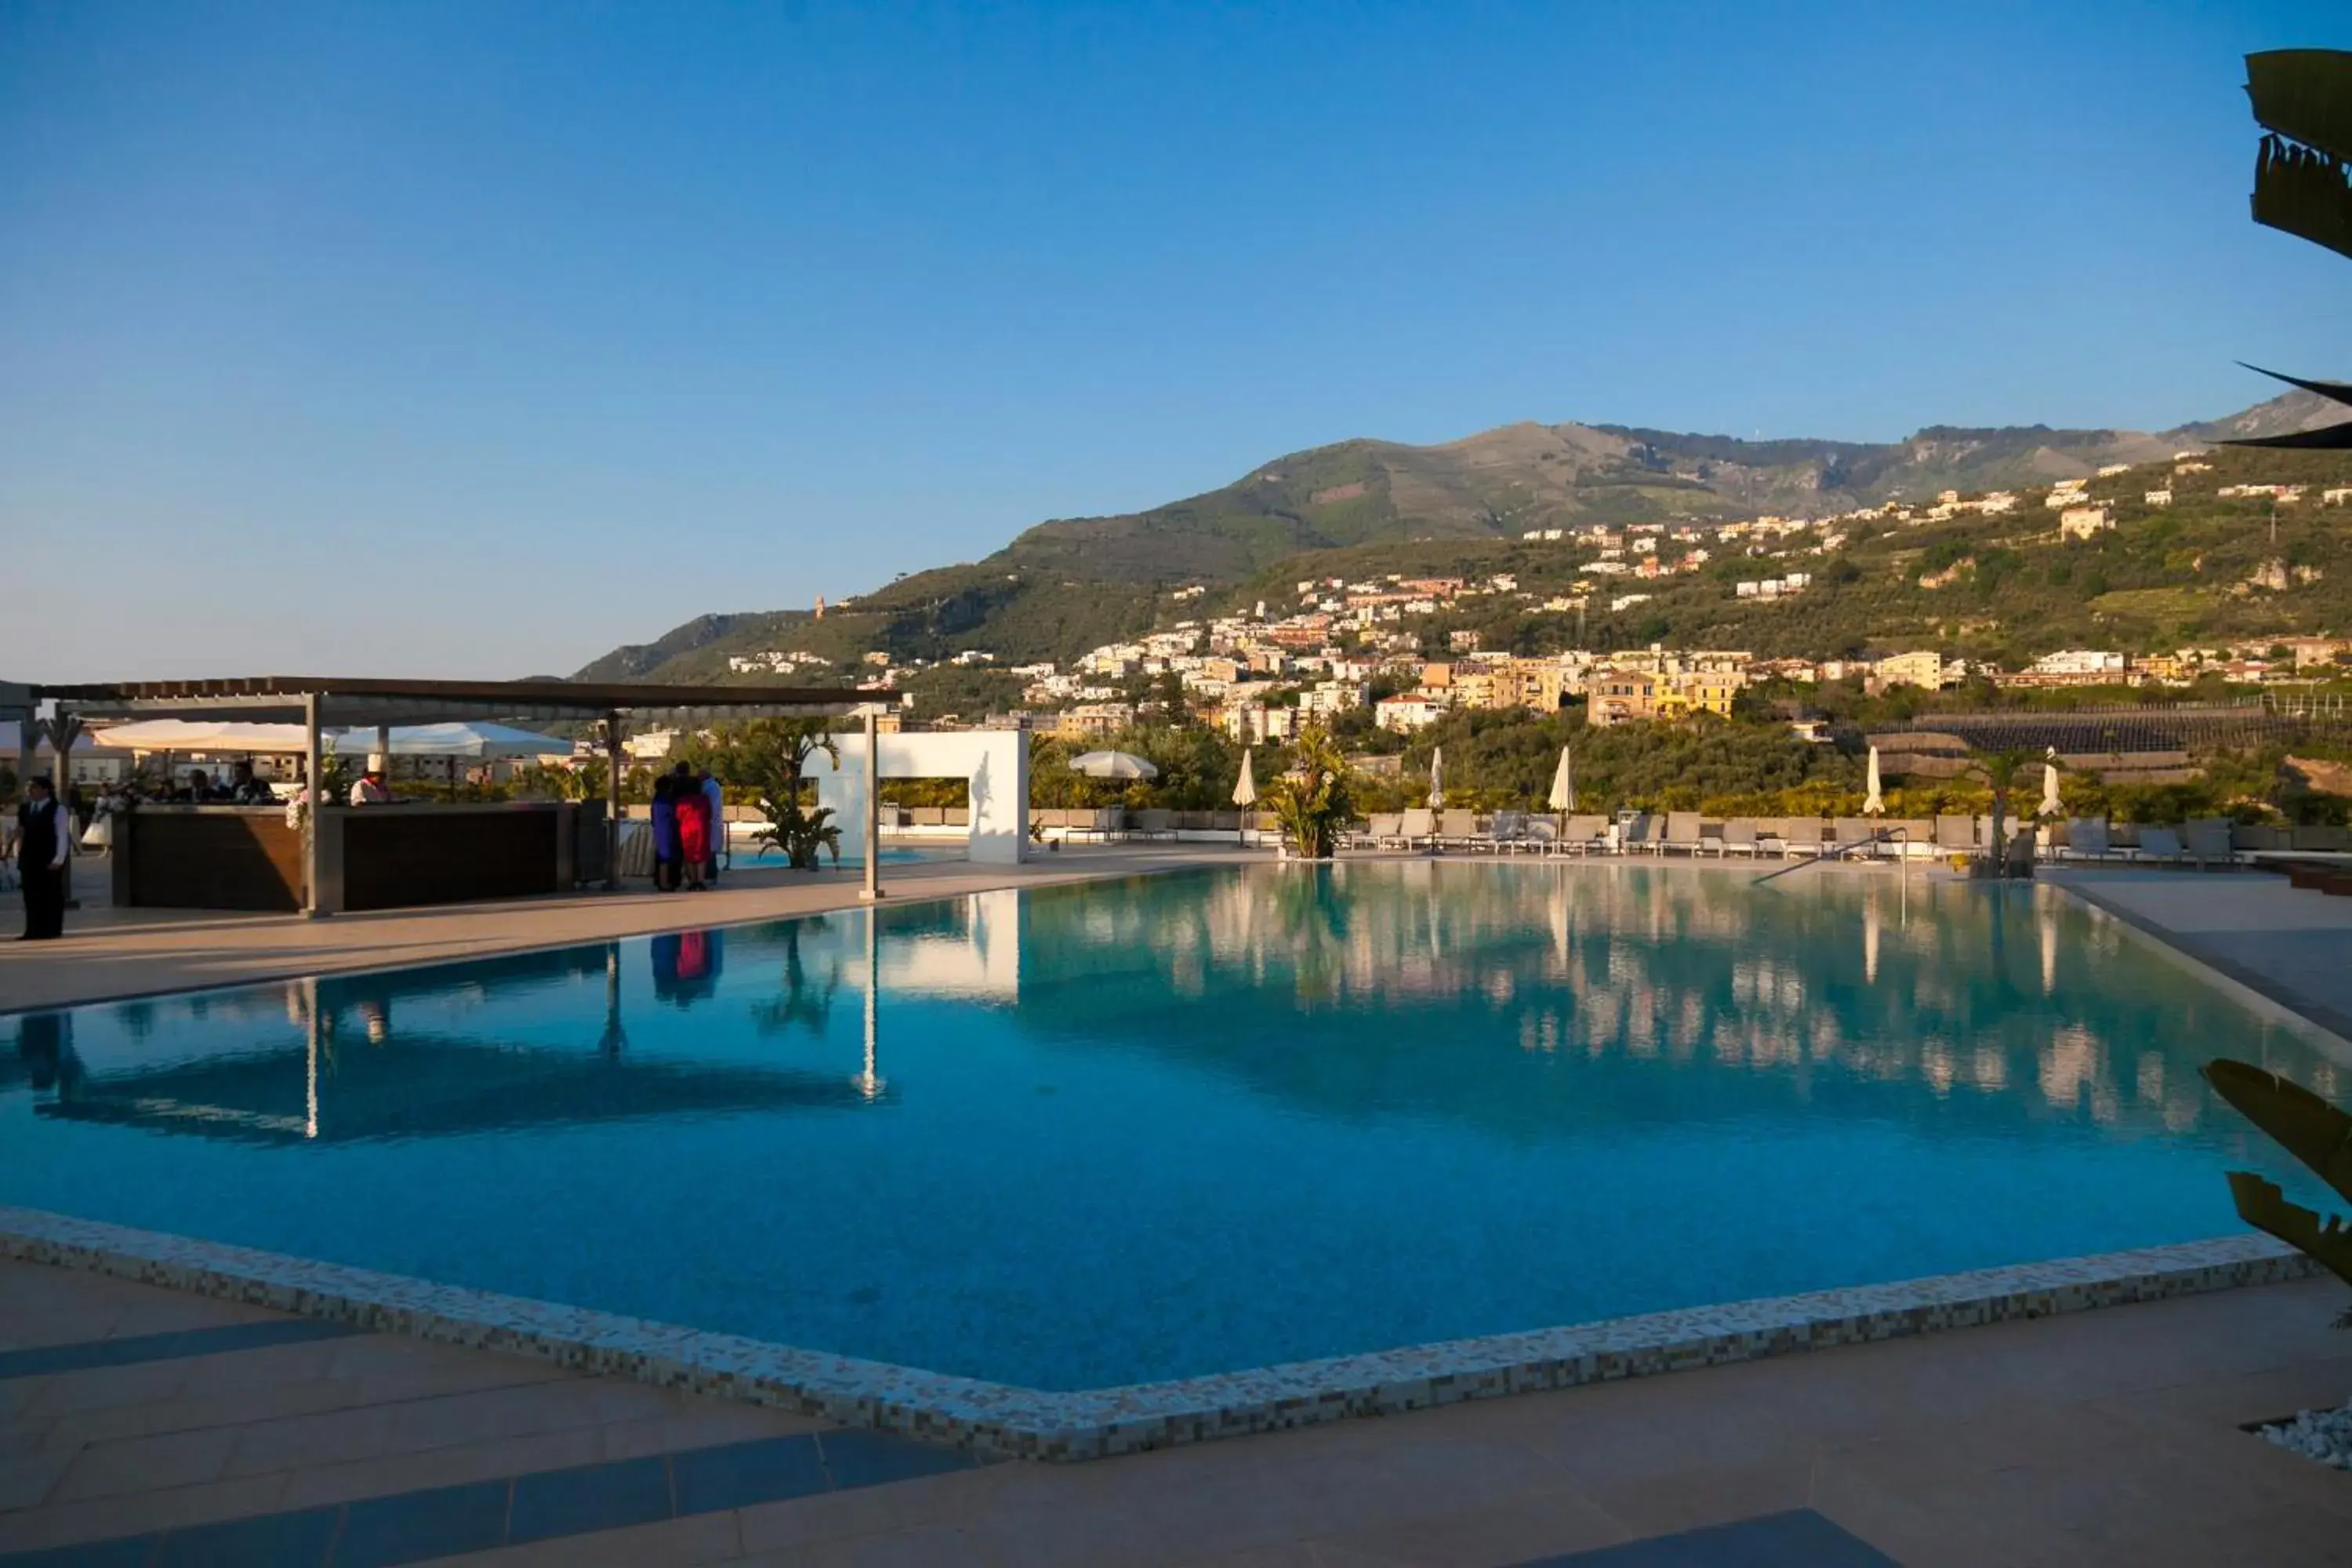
[1427,745,1446,808]
[2040,751,2063,818]
[1546,746,1574,813]
[1863,745,1884,816]
[1232,748,1257,844]
[1067,750,1159,780]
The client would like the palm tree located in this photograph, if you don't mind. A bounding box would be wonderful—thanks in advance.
[2234,50,2352,450]
[1266,725,1356,861]
[1960,747,2037,873]
[697,719,842,869]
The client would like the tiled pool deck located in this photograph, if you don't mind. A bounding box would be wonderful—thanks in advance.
[8,855,2352,1560]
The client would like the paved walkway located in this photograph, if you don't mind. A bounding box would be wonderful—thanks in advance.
[0,844,1250,1012]
[2045,867,2352,1043]
[4,1259,2351,1565]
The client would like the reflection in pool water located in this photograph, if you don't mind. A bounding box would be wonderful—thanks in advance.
[0,863,2336,1389]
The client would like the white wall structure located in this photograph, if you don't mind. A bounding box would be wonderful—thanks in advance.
[809,728,1029,866]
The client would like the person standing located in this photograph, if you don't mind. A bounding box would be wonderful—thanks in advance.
[699,768,725,884]
[672,775,710,891]
[650,775,680,891]
[15,776,70,940]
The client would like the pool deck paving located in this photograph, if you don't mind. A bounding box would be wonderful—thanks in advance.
[0,844,1257,1013]
[8,855,2352,1561]
[4,1258,2352,1565]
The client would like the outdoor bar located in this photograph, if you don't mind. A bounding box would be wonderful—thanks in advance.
[29,676,858,916]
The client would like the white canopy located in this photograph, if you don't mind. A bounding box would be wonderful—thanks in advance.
[332,723,572,760]
[1547,746,1573,811]
[1232,748,1258,807]
[90,718,569,760]
[89,719,316,753]
[1864,745,1884,815]
[1427,746,1445,808]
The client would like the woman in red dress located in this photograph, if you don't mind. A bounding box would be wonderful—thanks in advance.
[672,782,711,891]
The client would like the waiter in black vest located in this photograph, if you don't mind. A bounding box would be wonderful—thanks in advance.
[14,775,68,940]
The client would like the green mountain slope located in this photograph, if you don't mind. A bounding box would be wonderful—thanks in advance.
[576,391,2350,681]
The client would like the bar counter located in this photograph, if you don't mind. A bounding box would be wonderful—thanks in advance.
[111,800,606,914]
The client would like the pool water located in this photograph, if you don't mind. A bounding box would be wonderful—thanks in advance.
[2,863,2337,1391]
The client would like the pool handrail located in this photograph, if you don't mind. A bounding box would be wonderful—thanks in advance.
[1751,823,1913,884]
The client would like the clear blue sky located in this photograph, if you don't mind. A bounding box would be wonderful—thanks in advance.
[3,1,2347,681]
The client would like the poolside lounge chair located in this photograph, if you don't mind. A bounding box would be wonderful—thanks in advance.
[1619,814,1659,854]
[1720,819,1761,857]
[2183,818,2237,869]
[1488,810,1528,853]
[1664,811,1706,855]
[2063,817,2113,862]
[1365,812,1404,849]
[1832,818,1878,858]
[1780,818,1826,858]
[1562,815,1610,855]
[1933,815,1977,855]
[1523,815,1559,854]
[1399,808,1437,851]
[1130,808,1175,841]
[2136,826,2186,865]
[1438,808,1480,851]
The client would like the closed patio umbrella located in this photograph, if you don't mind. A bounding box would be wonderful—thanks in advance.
[1232,748,1257,844]
[2041,750,2063,818]
[1547,746,1574,813]
[1067,750,1159,780]
[1864,745,1884,816]
[1427,746,1445,809]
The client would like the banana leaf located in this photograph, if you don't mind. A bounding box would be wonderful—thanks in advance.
[2226,1172,2352,1315]
[2252,133,2352,262]
[2248,50,2352,165]
[2204,1059,2352,1204]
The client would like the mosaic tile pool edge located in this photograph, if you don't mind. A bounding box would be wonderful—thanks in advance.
[0,1205,2318,1463]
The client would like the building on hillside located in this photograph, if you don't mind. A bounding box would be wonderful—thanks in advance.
[1586,670,1659,728]
[1873,650,1948,690]
[2045,478,2090,509]
[2143,488,2172,506]
[1374,694,1447,732]
[1050,703,1135,741]
[2325,487,2352,505]
[2059,506,2114,541]
[2096,463,2131,477]
[1221,702,1300,745]
[2000,650,2129,688]
[1653,674,1739,720]
[1298,681,1368,717]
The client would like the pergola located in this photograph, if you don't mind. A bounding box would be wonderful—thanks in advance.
[22,676,872,913]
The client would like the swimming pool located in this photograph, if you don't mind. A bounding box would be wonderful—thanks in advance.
[1,863,2336,1394]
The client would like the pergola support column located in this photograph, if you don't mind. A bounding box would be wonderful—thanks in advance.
[603,710,623,891]
[303,691,325,919]
[860,708,884,902]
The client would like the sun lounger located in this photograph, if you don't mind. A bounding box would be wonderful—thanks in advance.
[1619,814,1658,853]
[2063,817,2112,862]
[2136,826,2186,865]
[1399,808,1437,851]
[1488,810,1527,853]
[1933,815,1977,853]
[2183,818,2237,869]
[1364,812,1404,849]
[1780,818,1826,858]
[1563,815,1610,855]
[1130,808,1175,841]
[1720,819,1760,857]
[1831,817,1877,858]
[1438,808,1479,850]
[1664,811,1706,855]
[1523,815,1559,854]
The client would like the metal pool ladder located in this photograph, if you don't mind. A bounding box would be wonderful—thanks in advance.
[1751,825,1913,886]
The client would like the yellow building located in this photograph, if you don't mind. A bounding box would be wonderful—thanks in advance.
[1586,670,1657,727]
[1654,675,1738,720]
[1874,650,1946,690]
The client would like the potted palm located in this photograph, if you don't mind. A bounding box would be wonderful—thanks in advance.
[1266,726,1356,862]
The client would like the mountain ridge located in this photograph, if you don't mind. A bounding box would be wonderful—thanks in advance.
[574,389,2340,683]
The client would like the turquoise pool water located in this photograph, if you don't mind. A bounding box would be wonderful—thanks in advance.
[1,864,2336,1390]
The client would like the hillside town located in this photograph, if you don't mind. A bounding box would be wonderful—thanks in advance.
[704,452,2352,749]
